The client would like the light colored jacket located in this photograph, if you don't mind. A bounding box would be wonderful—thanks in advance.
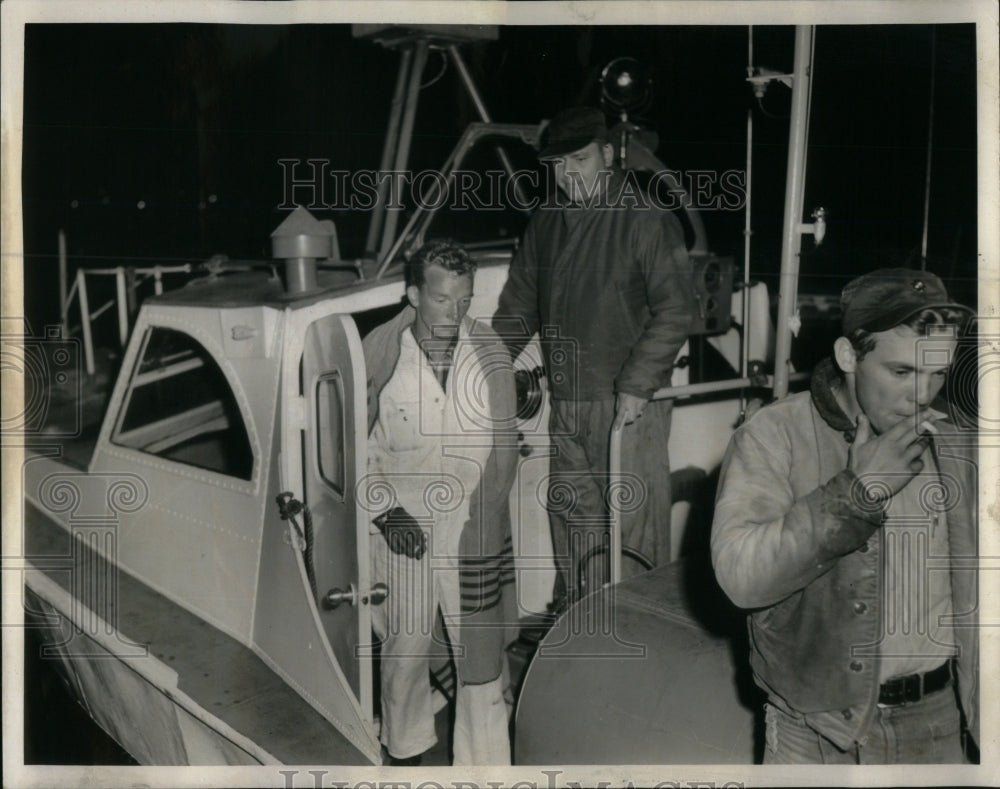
[363,305,519,683]
[711,359,978,750]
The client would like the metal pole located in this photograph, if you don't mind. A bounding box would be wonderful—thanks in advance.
[378,41,428,263]
[115,267,129,347]
[58,230,68,337]
[125,266,139,318]
[376,147,462,278]
[741,22,755,404]
[63,277,79,325]
[742,107,753,399]
[448,45,529,207]
[87,297,118,323]
[653,377,759,400]
[77,268,95,375]
[608,424,624,586]
[607,368,811,584]
[772,26,814,400]
[365,47,413,257]
[920,27,936,271]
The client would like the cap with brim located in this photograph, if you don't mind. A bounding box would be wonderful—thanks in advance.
[840,267,974,335]
[538,106,608,160]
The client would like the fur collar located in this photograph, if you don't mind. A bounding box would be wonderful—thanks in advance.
[810,357,856,442]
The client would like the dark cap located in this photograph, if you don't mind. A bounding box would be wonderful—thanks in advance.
[538,106,608,159]
[840,267,973,335]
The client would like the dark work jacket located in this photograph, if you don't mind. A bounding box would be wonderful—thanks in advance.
[493,170,695,401]
[711,359,979,750]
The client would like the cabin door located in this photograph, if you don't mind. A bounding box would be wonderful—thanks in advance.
[300,313,376,734]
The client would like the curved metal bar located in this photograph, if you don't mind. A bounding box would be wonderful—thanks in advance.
[448,46,529,207]
[374,122,542,278]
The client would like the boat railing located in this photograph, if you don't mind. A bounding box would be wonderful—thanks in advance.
[607,370,810,585]
[57,231,195,375]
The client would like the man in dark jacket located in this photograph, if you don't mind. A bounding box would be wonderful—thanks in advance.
[493,106,695,606]
[712,268,977,763]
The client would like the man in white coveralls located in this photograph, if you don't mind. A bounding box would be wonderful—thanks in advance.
[363,239,519,765]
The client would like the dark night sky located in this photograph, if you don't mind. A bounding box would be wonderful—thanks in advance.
[20,22,978,328]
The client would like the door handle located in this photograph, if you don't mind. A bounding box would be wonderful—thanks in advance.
[322,582,389,610]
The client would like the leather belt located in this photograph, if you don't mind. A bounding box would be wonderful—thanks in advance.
[878,660,953,707]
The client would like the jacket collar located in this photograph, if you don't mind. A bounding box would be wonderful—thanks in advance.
[555,168,628,212]
[810,357,857,442]
[388,302,415,338]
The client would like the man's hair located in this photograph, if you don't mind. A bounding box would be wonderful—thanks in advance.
[405,239,477,289]
[846,306,969,362]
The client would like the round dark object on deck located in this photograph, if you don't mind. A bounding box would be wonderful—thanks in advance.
[514,559,760,764]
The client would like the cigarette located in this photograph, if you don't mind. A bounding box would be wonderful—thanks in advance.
[919,419,939,434]
[926,407,948,421]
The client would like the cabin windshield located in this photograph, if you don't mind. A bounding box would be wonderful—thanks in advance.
[111,327,254,480]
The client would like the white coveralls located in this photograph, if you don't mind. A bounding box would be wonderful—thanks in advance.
[367,324,510,765]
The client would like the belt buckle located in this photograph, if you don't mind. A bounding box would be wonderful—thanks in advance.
[879,672,918,706]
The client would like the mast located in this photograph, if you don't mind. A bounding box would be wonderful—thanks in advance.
[920,26,937,271]
[771,26,815,400]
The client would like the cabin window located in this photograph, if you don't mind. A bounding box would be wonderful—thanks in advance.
[316,372,345,495]
[112,327,254,480]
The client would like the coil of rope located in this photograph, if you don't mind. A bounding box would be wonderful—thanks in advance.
[276,491,318,602]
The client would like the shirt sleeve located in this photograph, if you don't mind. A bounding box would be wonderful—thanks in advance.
[492,217,541,361]
[614,210,696,399]
[710,421,885,609]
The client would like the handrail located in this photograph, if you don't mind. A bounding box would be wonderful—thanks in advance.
[607,419,627,587]
[60,255,194,374]
[77,268,94,375]
[79,265,192,277]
